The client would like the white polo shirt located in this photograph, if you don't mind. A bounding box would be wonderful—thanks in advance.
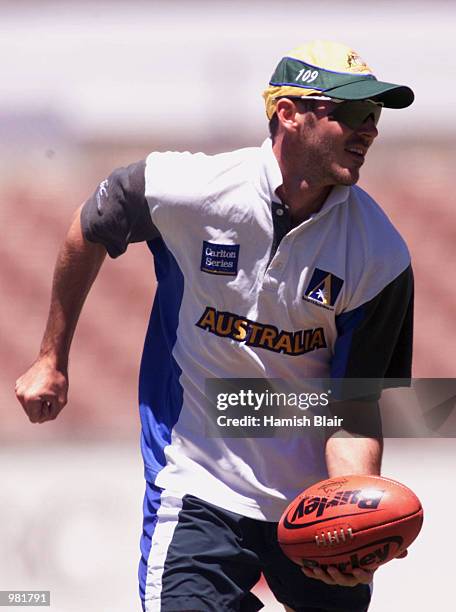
[82,138,413,520]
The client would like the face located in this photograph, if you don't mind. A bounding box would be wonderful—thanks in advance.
[278,98,379,187]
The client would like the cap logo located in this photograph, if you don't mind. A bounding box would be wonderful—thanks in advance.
[346,51,369,72]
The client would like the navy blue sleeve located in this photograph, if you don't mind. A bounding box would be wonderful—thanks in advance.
[331,265,414,381]
[81,160,159,258]
[327,267,413,433]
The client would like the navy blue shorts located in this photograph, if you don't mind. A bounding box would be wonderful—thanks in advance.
[139,482,372,612]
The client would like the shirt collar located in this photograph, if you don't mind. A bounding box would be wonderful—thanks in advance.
[314,185,350,219]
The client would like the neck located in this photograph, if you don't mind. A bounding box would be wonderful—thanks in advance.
[276,179,332,225]
[272,137,333,225]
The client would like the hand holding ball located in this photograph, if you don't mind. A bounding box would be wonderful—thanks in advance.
[278,475,423,573]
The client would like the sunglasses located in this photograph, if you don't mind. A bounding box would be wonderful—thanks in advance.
[281,96,383,131]
[329,100,383,130]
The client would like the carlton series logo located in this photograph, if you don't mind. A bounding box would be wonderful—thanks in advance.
[200,241,240,276]
[195,307,327,356]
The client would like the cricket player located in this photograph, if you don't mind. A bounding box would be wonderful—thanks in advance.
[16,40,414,611]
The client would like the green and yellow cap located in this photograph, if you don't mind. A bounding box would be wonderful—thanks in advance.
[263,40,414,120]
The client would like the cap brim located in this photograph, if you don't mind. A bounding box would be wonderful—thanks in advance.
[324,79,414,109]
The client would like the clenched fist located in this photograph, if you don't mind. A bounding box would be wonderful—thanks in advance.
[15,358,68,424]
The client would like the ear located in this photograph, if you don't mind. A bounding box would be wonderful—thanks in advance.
[276,98,300,133]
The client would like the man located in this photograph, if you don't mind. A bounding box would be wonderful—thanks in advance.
[16,40,414,611]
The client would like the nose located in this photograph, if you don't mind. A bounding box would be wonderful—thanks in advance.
[357,115,379,140]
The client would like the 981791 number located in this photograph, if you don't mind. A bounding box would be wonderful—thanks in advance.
[0,591,50,606]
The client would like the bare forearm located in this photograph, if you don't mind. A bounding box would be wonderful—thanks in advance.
[39,206,106,369]
[325,432,383,477]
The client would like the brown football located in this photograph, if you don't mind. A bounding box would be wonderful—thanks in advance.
[277,475,423,573]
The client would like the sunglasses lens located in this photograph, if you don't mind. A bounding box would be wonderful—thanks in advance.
[330,101,382,130]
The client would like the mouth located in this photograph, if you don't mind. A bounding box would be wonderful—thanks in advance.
[344,146,367,164]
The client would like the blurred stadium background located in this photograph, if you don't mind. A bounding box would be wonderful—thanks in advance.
[1,1,455,610]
